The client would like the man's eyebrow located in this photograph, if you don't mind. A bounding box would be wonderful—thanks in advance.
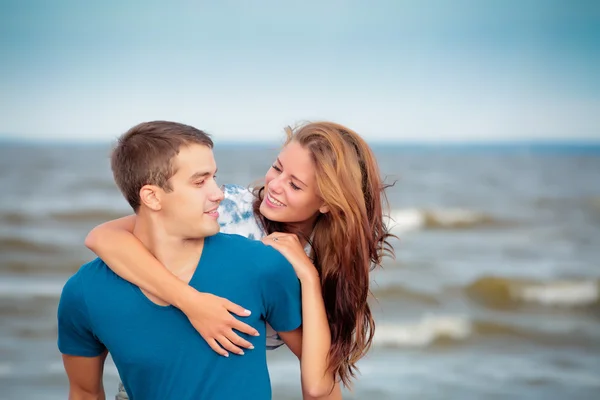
[277,158,307,187]
[189,169,217,181]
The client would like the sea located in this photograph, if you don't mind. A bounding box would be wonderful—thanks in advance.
[0,141,599,399]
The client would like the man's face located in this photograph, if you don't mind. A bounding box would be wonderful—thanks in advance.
[159,143,223,239]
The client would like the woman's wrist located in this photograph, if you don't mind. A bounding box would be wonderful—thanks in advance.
[170,282,199,311]
[298,269,321,287]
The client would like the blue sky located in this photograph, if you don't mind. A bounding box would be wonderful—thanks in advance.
[1,0,599,142]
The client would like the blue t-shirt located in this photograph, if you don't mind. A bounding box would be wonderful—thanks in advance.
[58,233,302,400]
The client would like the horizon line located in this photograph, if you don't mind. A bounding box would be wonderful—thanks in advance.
[1,135,600,145]
[2,137,600,151]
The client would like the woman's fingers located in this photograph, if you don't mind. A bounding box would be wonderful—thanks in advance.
[225,326,256,350]
[206,338,229,357]
[226,314,259,337]
[223,300,252,317]
[216,335,245,356]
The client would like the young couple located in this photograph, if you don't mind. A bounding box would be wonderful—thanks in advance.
[57,120,394,399]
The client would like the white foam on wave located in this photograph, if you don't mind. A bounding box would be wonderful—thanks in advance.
[516,280,598,307]
[385,209,425,233]
[373,315,473,348]
[386,208,495,233]
[426,208,491,226]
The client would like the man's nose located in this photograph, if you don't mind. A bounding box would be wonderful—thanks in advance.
[211,182,225,202]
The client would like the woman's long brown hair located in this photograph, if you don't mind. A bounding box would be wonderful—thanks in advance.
[252,122,396,388]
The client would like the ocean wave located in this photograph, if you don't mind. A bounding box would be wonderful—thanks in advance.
[49,209,128,223]
[588,197,600,214]
[0,237,61,255]
[373,315,473,348]
[371,285,440,305]
[1,260,84,275]
[0,207,128,225]
[386,208,501,233]
[465,276,600,309]
[372,315,597,349]
[0,211,30,224]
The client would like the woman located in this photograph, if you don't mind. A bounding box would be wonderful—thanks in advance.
[85,121,395,398]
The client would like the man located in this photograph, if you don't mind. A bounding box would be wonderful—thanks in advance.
[57,121,302,399]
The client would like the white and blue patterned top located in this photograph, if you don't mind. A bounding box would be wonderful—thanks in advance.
[218,184,265,241]
[217,184,285,350]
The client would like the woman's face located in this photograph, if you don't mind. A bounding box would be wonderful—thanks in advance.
[259,141,327,228]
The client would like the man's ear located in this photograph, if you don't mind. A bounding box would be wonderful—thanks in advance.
[139,185,162,211]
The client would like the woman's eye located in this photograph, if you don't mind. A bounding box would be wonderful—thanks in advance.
[272,165,282,172]
[290,182,301,191]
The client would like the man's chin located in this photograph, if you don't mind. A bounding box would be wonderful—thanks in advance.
[204,222,221,237]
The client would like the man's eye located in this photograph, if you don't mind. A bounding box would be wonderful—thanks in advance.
[195,181,205,186]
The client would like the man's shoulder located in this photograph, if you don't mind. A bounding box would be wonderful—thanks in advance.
[62,258,110,293]
[74,257,110,278]
[212,232,268,253]
[212,233,290,270]
[59,259,105,315]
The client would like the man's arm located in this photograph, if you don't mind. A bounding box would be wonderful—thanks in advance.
[63,351,108,400]
[58,271,109,399]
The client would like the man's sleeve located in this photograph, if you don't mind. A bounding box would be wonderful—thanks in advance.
[260,249,302,332]
[57,273,106,357]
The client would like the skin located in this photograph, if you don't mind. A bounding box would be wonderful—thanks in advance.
[260,141,329,234]
[85,142,341,399]
[63,351,108,400]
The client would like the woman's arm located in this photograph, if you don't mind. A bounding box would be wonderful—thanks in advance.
[263,233,339,399]
[85,216,258,356]
[279,278,341,400]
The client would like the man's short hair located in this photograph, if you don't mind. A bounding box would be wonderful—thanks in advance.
[111,121,213,211]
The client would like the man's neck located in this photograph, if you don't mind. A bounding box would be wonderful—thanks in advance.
[132,214,205,281]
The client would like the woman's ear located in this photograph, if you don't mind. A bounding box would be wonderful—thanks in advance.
[319,204,330,214]
[139,185,162,211]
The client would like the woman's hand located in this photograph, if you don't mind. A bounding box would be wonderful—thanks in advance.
[179,287,260,357]
[262,232,319,283]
